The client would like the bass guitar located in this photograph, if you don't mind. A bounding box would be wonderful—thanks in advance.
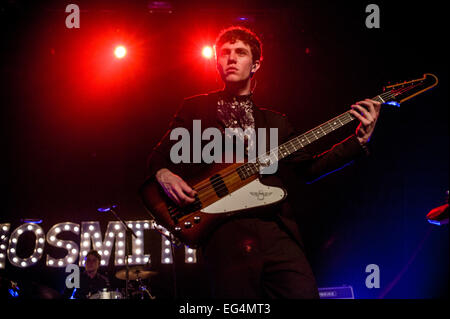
[140,73,438,247]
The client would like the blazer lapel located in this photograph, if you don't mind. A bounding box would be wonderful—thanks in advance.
[252,105,271,155]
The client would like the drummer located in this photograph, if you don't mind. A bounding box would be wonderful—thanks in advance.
[63,250,110,299]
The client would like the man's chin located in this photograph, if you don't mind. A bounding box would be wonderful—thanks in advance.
[223,75,247,83]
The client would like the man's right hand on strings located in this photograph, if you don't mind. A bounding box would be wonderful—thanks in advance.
[156,168,197,206]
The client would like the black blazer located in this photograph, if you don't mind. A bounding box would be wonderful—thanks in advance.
[146,90,367,248]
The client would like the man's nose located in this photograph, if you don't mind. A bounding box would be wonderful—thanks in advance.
[227,52,237,64]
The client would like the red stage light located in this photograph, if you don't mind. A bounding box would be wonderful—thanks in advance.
[202,46,213,59]
[114,45,127,59]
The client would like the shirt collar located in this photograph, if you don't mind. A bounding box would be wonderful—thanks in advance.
[219,90,253,103]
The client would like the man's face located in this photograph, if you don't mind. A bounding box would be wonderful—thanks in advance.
[216,40,260,84]
[85,255,99,273]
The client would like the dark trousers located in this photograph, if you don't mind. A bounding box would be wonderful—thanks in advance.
[201,215,319,299]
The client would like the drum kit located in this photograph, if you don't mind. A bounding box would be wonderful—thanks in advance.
[89,205,159,299]
[88,266,157,300]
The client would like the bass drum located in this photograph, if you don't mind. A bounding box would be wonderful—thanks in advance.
[89,289,123,299]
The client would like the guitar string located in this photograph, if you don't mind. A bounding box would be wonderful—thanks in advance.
[196,80,423,195]
[170,83,429,217]
[191,86,414,193]
[173,96,391,211]
[389,82,423,99]
[190,106,365,194]
[185,111,354,197]
[169,111,361,216]
[189,90,397,192]
[169,90,412,217]
[169,114,362,217]
[170,90,403,216]
[190,101,372,192]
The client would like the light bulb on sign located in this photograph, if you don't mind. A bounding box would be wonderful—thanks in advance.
[185,246,197,263]
[123,221,150,266]
[46,222,80,268]
[8,223,45,268]
[160,226,173,264]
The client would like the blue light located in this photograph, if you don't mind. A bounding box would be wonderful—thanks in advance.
[306,161,355,184]
[20,219,43,224]
[70,288,77,299]
[97,205,117,212]
[427,218,448,226]
[8,288,19,298]
[234,16,255,23]
[384,101,401,108]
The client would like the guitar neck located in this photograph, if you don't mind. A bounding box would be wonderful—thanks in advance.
[236,94,388,180]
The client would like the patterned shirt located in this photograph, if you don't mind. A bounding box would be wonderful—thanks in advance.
[216,91,256,156]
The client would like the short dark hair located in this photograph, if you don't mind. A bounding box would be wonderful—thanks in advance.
[215,26,263,63]
[86,250,101,263]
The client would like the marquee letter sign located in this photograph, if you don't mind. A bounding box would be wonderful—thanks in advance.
[0,220,196,269]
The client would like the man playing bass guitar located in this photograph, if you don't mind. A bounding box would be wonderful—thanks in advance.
[145,26,381,298]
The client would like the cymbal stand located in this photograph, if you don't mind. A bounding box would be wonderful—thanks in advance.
[104,206,137,299]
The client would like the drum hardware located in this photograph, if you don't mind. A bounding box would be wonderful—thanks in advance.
[131,277,156,300]
[97,204,137,299]
[88,288,123,299]
[115,266,158,281]
[115,266,157,299]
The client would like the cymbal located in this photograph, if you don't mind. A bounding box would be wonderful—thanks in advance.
[115,266,158,280]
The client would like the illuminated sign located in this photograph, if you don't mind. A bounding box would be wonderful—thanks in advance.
[0,220,197,269]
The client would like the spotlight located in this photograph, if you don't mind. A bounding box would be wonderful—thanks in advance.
[202,46,213,59]
[114,46,127,59]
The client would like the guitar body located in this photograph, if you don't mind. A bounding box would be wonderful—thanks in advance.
[201,179,286,213]
[139,162,286,247]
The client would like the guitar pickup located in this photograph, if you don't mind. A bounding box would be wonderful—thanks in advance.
[167,194,202,224]
[210,174,229,198]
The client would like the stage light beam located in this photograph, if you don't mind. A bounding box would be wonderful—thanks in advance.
[202,46,213,59]
[114,45,127,59]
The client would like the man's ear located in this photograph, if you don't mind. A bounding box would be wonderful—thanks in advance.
[250,60,261,77]
[252,60,261,72]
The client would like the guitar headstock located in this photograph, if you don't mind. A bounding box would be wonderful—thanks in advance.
[382,73,438,104]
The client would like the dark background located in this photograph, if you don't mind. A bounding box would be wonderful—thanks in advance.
[0,0,448,299]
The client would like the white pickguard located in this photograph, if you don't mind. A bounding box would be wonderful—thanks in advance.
[200,179,287,214]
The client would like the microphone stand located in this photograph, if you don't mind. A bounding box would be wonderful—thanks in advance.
[100,205,137,299]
